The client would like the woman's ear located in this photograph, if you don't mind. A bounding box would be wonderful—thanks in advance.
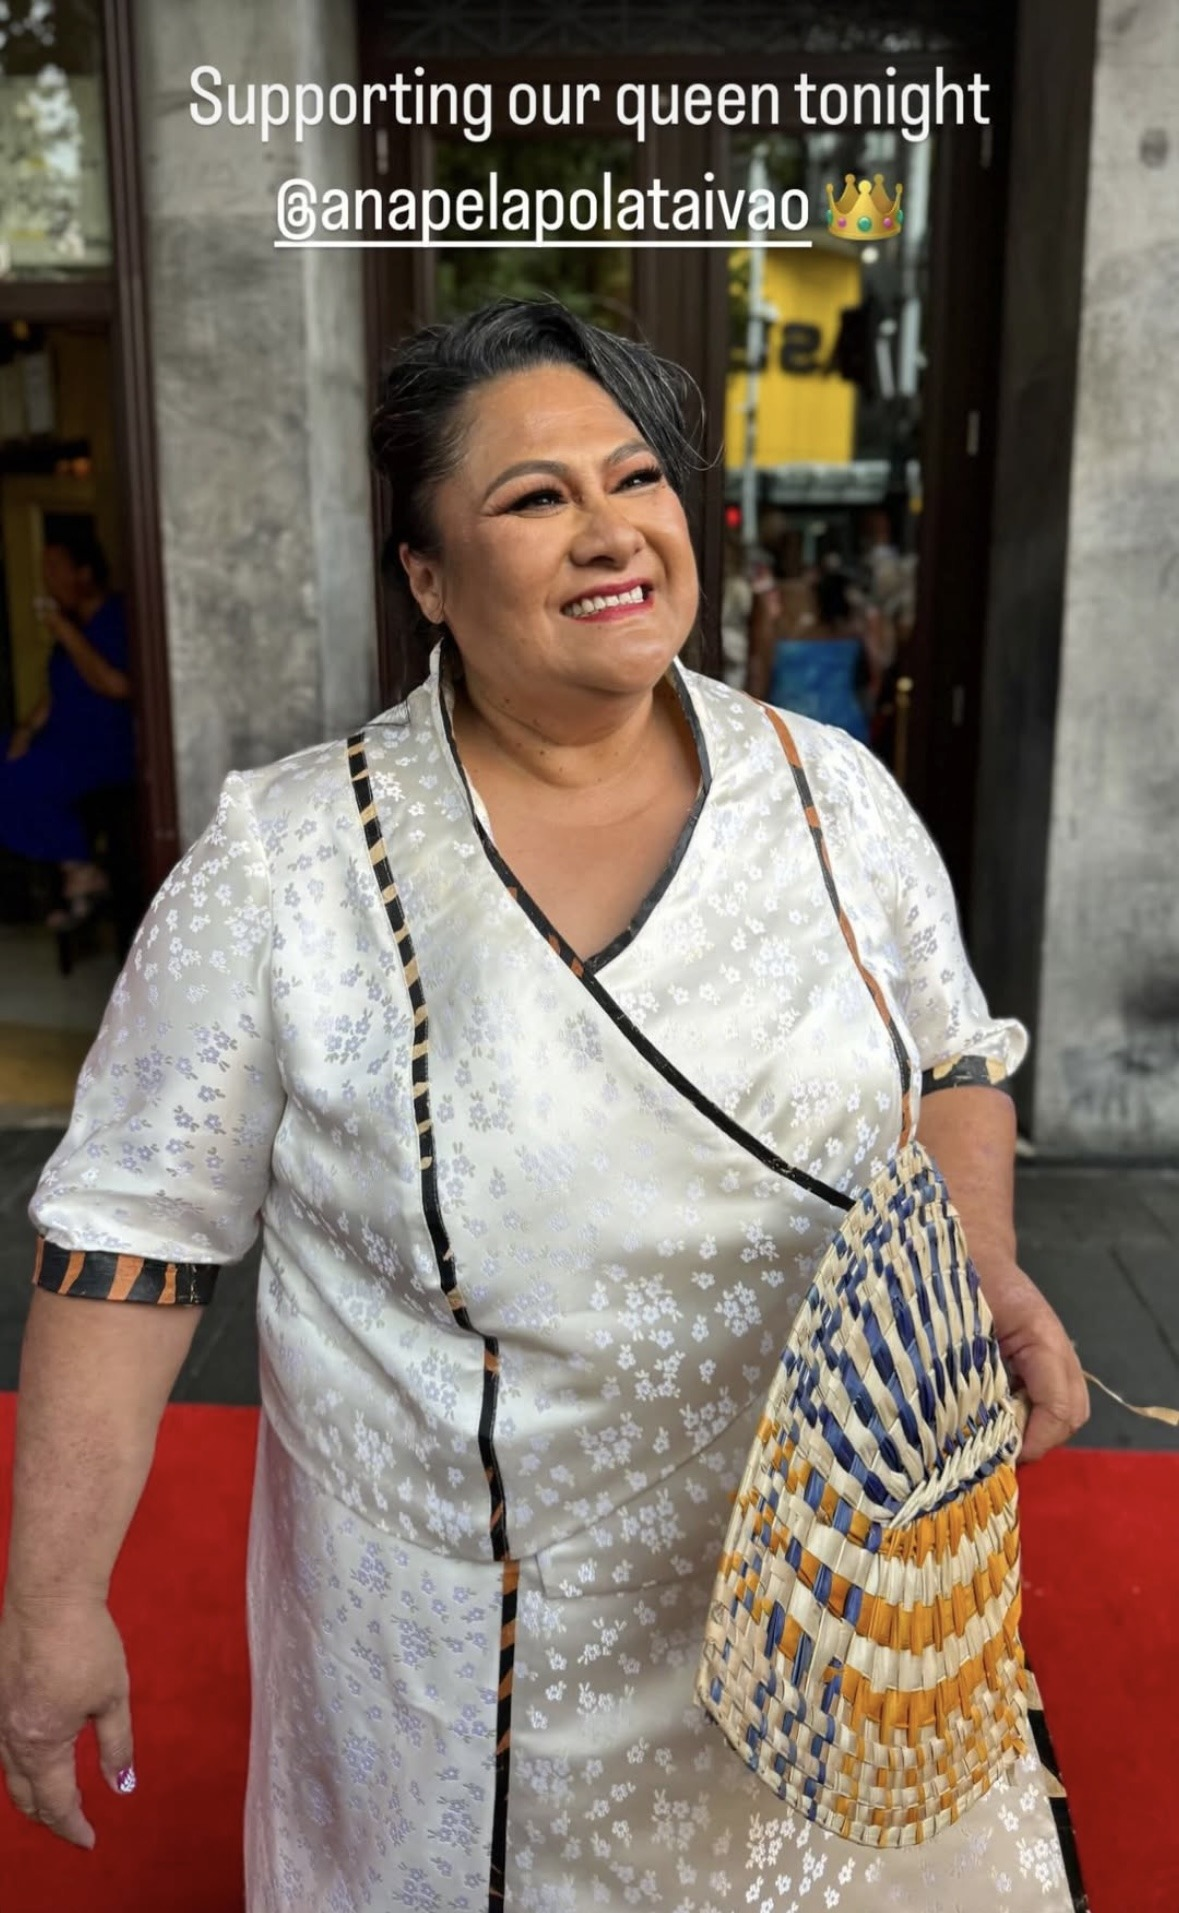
[399,543,446,626]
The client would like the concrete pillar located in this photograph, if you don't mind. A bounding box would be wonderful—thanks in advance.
[134,0,377,845]
[1035,0,1179,1152]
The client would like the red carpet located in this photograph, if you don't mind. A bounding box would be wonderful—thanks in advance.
[0,1398,1176,1912]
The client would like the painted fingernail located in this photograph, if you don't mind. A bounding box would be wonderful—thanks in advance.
[115,1765,137,1795]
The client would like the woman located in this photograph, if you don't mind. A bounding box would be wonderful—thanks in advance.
[748,562,873,742]
[0,518,134,926]
[0,301,1088,1911]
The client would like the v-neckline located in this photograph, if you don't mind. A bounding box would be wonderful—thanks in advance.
[432,641,713,977]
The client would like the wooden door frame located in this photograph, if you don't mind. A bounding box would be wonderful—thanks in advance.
[101,0,178,890]
[968,0,1101,1120]
[900,14,1017,908]
[0,0,178,895]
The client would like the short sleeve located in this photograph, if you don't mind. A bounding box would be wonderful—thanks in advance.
[860,748,1026,1091]
[803,728,1027,1097]
[30,772,285,1298]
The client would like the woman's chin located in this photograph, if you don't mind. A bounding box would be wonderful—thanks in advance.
[556,616,684,688]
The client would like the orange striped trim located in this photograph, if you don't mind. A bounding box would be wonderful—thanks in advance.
[58,1251,87,1297]
[108,1255,143,1302]
[31,1240,219,1304]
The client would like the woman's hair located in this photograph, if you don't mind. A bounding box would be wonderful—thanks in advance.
[42,513,110,589]
[370,298,705,698]
[815,569,854,628]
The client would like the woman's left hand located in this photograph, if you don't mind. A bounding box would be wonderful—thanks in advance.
[916,1087,1089,1465]
[981,1262,1090,1462]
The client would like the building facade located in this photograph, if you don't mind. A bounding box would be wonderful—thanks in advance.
[1031,0,1179,1152]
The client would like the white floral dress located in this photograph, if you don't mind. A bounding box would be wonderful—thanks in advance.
[30,646,1084,1912]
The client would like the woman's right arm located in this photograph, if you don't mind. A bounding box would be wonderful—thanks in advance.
[0,1290,203,1846]
[0,770,285,1848]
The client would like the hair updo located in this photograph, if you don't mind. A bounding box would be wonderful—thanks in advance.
[369,298,704,698]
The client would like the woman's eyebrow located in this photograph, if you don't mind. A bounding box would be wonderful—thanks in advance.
[481,439,651,504]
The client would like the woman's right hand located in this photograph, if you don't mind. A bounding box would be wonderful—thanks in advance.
[0,1597,135,1848]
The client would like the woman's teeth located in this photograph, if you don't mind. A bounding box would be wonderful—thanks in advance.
[565,586,647,618]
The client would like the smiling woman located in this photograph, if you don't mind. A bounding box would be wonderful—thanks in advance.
[1,300,1090,1913]
[373,308,708,958]
[370,299,706,701]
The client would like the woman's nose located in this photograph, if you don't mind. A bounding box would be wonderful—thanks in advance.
[570,494,645,567]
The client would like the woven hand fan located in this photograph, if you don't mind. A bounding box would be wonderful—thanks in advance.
[697,1139,1029,1847]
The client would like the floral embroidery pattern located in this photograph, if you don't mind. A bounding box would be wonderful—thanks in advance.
[32,657,1071,1910]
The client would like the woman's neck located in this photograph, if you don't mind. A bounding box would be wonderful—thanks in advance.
[452,663,674,796]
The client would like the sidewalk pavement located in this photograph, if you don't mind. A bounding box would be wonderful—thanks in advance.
[1,1128,1176,1450]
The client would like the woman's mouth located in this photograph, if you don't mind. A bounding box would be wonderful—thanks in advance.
[562,582,653,621]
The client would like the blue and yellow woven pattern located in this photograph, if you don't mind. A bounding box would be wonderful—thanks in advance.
[697,1139,1029,1846]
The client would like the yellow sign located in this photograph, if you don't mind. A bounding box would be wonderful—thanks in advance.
[725,248,861,468]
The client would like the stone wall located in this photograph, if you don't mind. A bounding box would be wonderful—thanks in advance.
[134,0,377,845]
[1034,0,1179,1152]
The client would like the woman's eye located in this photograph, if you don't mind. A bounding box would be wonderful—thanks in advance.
[503,465,662,511]
[507,486,564,511]
[618,465,664,490]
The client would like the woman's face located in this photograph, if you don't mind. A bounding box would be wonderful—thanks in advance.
[400,365,699,717]
[42,544,85,611]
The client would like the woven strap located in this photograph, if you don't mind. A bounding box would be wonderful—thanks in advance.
[762,702,915,1145]
[761,702,1179,1436]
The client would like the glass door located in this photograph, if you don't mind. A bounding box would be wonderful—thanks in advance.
[359,10,1015,900]
[725,129,929,777]
[427,132,639,333]
[0,0,112,281]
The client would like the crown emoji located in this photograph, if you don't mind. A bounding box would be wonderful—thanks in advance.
[825,173,904,241]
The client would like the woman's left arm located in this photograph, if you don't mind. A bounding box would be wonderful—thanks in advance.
[46,609,130,701]
[917,1084,1089,1462]
[817,735,1091,1465]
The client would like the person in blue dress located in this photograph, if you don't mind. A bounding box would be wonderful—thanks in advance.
[0,518,134,926]
[755,564,872,743]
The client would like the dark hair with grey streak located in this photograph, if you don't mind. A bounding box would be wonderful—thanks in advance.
[370,298,706,699]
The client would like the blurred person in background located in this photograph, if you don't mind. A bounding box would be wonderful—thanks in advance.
[0,518,133,928]
[748,560,873,741]
[865,546,919,764]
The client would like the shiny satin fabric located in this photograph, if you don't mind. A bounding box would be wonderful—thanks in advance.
[32,652,1076,1910]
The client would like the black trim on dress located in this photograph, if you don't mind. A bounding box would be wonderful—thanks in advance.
[1026,1674,1091,1911]
[435,656,852,1214]
[921,1052,1016,1098]
[581,666,712,976]
[346,729,517,1913]
[438,639,713,979]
